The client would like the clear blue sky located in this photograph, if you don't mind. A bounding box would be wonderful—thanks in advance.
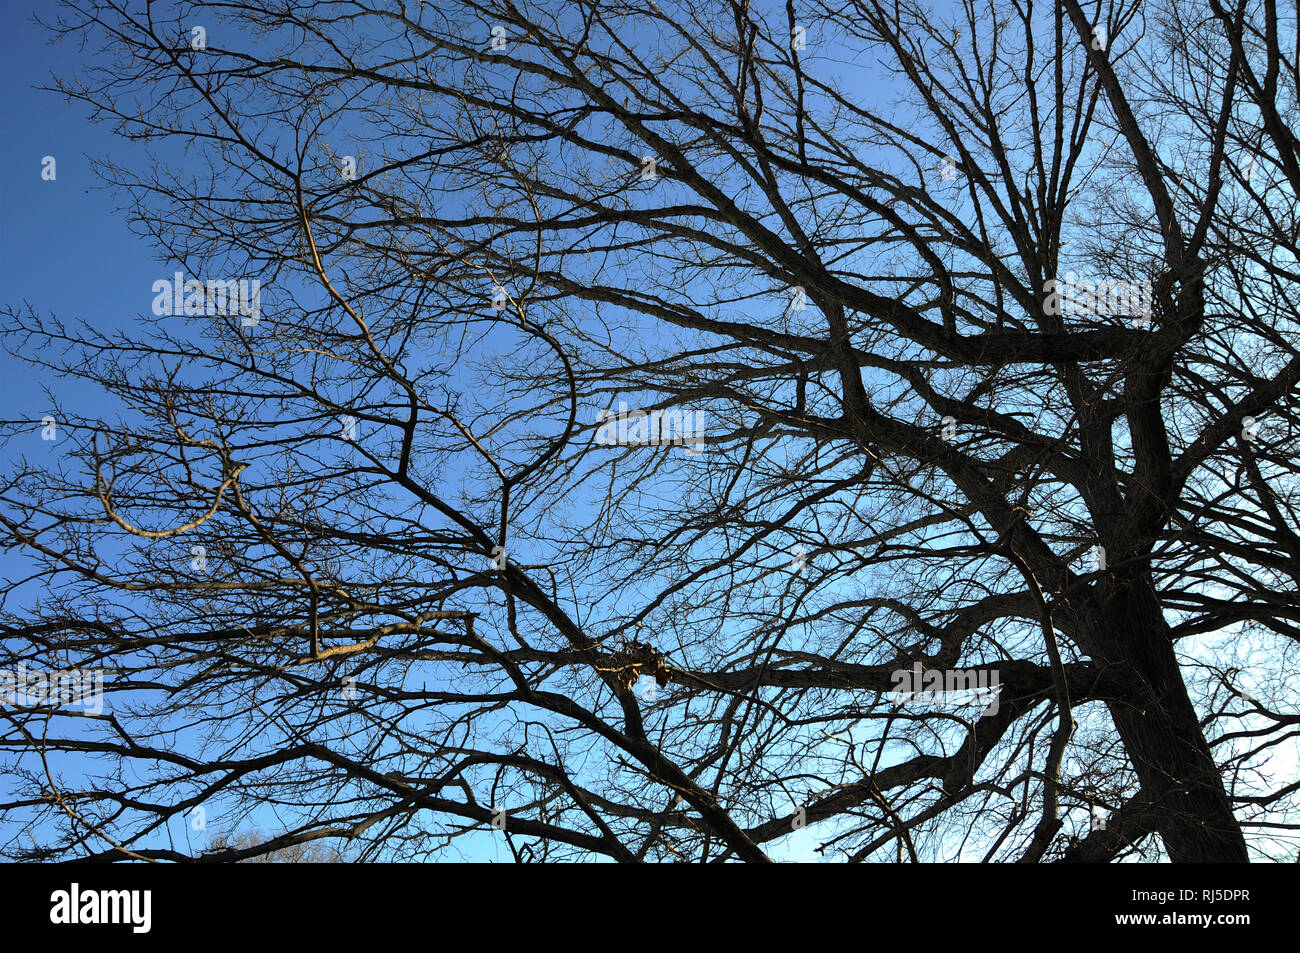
[0,3,166,413]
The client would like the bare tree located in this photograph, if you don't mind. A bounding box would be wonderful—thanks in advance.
[2,0,1297,862]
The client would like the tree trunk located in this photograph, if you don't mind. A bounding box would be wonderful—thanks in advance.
[1092,578,1249,862]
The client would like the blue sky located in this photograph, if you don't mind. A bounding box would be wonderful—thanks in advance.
[0,4,164,413]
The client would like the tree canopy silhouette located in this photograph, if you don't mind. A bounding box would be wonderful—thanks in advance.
[3,0,1299,862]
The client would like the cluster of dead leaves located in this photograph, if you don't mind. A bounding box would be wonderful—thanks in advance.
[613,639,671,691]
